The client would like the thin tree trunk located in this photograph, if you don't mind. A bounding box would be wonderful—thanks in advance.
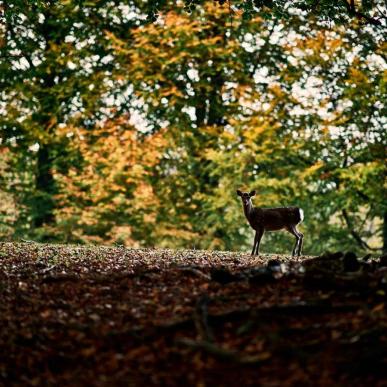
[32,10,59,229]
[34,144,55,227]
[383,211,387,254]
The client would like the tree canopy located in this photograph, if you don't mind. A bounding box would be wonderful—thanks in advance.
[0,0,386,253]
[144,0,387,28]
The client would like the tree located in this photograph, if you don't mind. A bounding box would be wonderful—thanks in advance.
[109,3,306,250]
[149,0,387,28]
[284,25,386,252]
[0,0,147,238]
[53,115,166,245]
[1,0,384,253]
[111,1,385,253]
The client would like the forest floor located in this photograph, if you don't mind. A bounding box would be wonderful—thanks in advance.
[0,242,386,386]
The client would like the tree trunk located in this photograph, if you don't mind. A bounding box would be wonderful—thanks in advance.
[34,144,56,227]
[32,13,58,229]
[383,211,387,254]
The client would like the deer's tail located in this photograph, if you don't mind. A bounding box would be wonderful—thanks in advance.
[298,208,304,223]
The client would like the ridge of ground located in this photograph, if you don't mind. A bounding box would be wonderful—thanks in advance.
[0,243,386,386]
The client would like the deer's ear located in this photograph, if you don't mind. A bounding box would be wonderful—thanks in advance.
[249,190,256,197]
[236,190,242,196]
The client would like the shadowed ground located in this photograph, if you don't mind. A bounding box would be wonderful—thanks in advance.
[0,243,386,386]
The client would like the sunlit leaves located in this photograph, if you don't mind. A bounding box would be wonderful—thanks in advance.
[54,116,167,245]
[0,0,385,253]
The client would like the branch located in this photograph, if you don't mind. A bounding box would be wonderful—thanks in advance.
[228,0,233,28]
[177,338,271,364]
[375,4,386,19]
[176,266,210,280]
[194,294,214,342]
[350,0,355,13]
[251,19,278,77]
[2,2,34,69]
[341,0,383,27]
[311,0,321,12]
[342,209,382,251]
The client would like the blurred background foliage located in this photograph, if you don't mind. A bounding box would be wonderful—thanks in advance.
[0,0,386,254]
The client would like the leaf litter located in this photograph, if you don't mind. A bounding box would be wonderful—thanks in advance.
[0,243,386,386]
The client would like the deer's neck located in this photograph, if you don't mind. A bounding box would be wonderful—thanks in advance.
[243,201,254,220]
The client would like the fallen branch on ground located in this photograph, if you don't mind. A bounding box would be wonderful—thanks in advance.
[176,337,271,364]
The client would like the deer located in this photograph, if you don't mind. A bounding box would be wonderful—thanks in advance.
[236,190,304,257]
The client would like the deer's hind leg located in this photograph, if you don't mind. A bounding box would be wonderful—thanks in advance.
[295,226,304,256]
[286,225,303,257]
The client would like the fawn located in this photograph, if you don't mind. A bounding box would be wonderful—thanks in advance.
[237,190,304,256]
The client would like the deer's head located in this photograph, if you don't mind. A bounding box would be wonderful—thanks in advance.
[236,190,256,206]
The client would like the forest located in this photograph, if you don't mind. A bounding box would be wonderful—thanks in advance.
[0,1,386,386]
[1,0,386,255]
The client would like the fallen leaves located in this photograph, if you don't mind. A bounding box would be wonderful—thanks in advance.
[0,243,386,386]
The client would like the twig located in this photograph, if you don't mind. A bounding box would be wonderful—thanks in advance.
[42,273,81,283]
[160,301,360,333]
[194,295,214,342]
[40,265,57,274]
[176,267,211,280]
[177,338,270,364]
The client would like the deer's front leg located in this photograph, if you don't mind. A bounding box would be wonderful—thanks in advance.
[251,232,258,256]
[253,228,264,256]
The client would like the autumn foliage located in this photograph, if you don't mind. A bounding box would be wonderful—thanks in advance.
[0,1,386,253]
[54,116,166,245]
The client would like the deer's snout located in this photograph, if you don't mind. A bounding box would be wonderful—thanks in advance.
[242,198,250,205]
